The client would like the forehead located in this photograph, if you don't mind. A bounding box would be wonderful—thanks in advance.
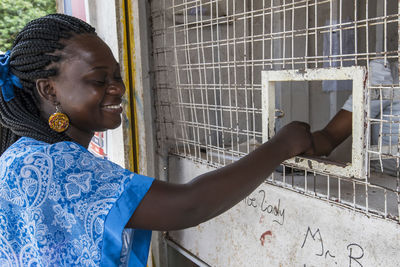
[61,34,117,67]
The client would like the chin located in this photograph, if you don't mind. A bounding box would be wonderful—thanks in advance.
[104,121,122,130]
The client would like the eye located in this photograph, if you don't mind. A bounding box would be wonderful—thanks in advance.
[114,72,123,81]
[112,76,123,85]
[91,80,106,86]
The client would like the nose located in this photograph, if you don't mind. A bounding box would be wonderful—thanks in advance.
[106,81,125,97]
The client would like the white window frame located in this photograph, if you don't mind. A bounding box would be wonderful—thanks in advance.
[262,67,368,179]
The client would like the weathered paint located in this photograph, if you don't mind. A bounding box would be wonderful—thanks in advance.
[128,1,157,177]
[168,156,400,267]
[119,0,139,172]
[262,67,368,179]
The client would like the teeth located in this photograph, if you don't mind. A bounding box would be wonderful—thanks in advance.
[104,104,121,109]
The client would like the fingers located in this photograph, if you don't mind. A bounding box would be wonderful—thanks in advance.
[275,121,313,158]
[294,121,313,154]
[293,121,310,131]
[302,141,316,156]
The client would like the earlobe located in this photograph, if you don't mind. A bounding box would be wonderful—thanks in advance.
[36,79,57,103]
[35,79,69,133]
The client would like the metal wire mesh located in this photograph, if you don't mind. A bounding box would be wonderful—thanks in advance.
[150,0,399,223]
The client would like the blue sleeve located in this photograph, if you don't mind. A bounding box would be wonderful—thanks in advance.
[100,173,154,267]
[0,138,155,267]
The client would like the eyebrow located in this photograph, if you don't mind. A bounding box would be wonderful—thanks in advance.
[89,63,120,71]
[90,66,107,70]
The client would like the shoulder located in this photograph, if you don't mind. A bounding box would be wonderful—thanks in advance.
[1,136,153,188]
[0,137,93,170]
[0,137,134,185]
[2,136,115,166]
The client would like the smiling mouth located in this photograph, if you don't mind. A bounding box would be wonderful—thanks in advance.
[101,104,123,112]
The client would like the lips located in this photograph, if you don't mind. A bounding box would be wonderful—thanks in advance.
[101,103,123,113]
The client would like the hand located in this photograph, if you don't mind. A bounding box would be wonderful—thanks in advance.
[303,109,352,157]
[303,146,316,156]
[302,130,336,157]
[273,121,313,159]
[303,132,318,156]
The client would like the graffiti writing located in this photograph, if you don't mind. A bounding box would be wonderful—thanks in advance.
[301,227,364,267]
[244,189,285,225]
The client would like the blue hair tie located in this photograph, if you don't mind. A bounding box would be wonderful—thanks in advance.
[0,51,22,102]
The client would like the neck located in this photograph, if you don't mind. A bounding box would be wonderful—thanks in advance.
[65,127,94,148]
[39,106,93,148]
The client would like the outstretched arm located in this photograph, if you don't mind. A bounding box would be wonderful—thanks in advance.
[126,121,312,231]
[305,109,352,157]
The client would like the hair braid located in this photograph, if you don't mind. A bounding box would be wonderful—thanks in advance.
[0,13,96,155]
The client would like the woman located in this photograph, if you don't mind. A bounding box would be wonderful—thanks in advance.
[0,14,312,266]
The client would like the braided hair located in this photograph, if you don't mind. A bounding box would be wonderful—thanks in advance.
[0,14,96,154]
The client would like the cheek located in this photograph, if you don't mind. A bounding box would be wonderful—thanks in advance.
[63,90,102,112]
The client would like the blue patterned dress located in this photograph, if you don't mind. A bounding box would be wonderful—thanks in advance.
[0,137,154,266]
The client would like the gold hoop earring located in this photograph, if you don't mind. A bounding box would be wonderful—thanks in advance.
[48,105,69,133]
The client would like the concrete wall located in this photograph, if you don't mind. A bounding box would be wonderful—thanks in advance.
[168,156,400,267]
